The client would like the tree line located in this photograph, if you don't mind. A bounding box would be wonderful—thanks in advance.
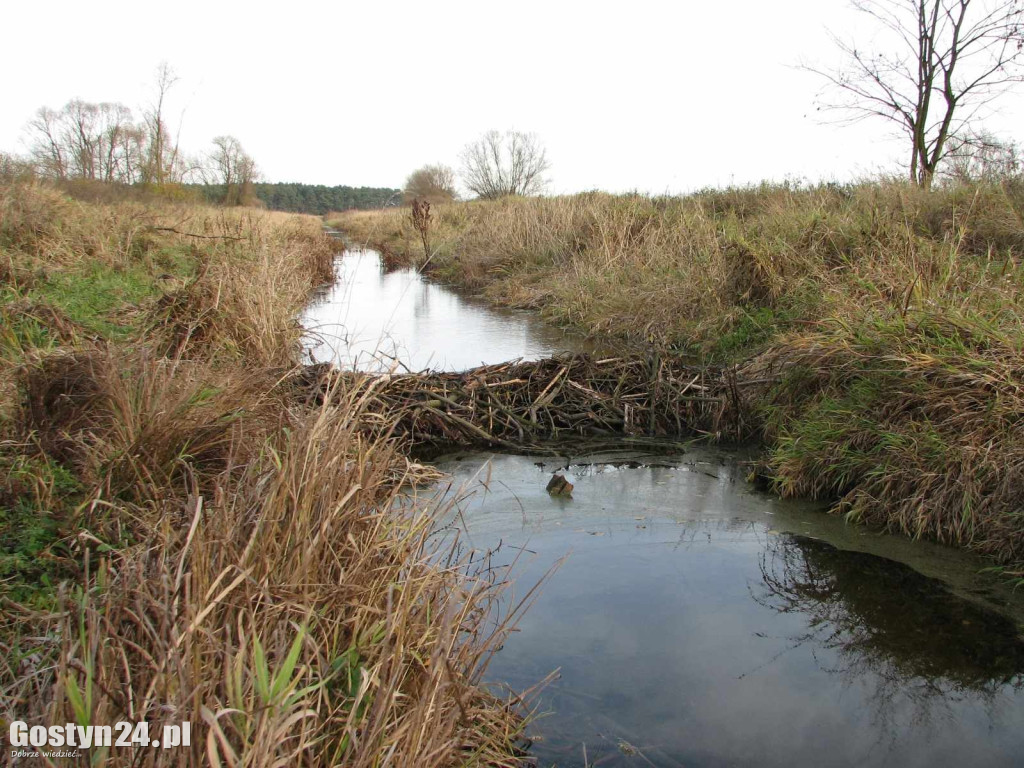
[16,66,264,207]
[5,63,397,212]
[24,64,189,189]
[190,183,400,214]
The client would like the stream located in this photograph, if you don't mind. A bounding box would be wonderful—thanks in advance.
[304,245,601,371]
[303,247,1024,767]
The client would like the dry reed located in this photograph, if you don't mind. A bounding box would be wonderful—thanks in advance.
[330,182,1024,574]
[1,180,536,766]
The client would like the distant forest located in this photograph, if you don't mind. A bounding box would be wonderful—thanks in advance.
[192,183,400,214]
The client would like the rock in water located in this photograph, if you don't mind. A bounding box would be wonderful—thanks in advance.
[546,473,574,497]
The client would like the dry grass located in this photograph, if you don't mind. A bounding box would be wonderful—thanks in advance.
[3,378,530,767]
[0,181,534,766]
[331,181,1024,573]
[329,181,1024,354]
[19,349,276,502]
[146,248,313,366]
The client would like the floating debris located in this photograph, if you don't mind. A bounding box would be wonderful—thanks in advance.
[546,472,574,497]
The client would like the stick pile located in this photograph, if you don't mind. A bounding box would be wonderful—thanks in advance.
[300,354,753,450]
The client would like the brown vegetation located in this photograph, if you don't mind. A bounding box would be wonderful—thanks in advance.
[0,180,533,766]
[329,180,1024,577]
[403,164,457,205]
[304,354,744,450]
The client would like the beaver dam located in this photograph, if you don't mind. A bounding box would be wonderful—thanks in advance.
[299,352,758,451]
[302,246,1024,767]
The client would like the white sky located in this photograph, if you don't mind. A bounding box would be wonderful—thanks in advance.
[4,0,1023,194]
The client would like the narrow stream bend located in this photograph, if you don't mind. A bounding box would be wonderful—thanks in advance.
[304,248,1024,767]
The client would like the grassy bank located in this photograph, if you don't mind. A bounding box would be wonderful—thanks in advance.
[330,181,1024,576]
[0,182,530,766]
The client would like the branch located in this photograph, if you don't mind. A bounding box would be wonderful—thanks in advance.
[147,226,244,241]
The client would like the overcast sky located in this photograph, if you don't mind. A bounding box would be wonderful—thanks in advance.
[4,0,1024,194]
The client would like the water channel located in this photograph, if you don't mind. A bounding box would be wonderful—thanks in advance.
[303,247,1024,767]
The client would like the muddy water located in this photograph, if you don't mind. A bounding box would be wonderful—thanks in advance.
[307,249,1024,766]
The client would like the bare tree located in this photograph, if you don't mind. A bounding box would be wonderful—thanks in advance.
[64,99,100,180]
[940,128,1021,180]
[459,130,550,199]
[210,135,259,205]
[27,106,69,180]
[403,164,457,204]
[96,103,139,182]
[25,100,144,184]
[810,0,1024,187]
[113,122,149,185]
[143,62,185,186]
[67,101,138,182]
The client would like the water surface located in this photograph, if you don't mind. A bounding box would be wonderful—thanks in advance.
[427,448,1024,767]
[302,248,596,371]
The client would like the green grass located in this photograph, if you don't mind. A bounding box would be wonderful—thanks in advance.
[149,242,200,277]
[0,202,199,600]
[28,253,193,339]
[713,305,797,358]
[0,242,198,366]
[0,289,59,362]
[0,451,81,601]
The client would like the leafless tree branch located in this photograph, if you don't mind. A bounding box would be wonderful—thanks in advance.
[459,130,550,199]
[805,0,1024,186]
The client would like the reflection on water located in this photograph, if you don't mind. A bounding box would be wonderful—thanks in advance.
[755,535,1024,757]
[301,248,595,371]
[425,448,1024,768]
[757,535,1024,691]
